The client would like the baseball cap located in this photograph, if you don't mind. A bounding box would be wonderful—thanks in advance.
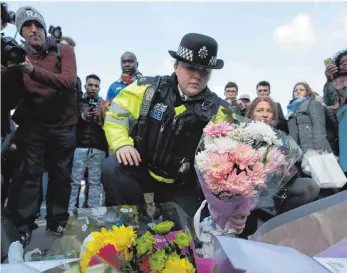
[239,94,251,101]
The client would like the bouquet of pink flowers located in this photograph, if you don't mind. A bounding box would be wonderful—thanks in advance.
[194,114,301,243]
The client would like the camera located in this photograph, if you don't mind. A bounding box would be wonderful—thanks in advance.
[1,2,15,26]
[87,97,99,110]
[1,34,26,65]
[48,25,62,41]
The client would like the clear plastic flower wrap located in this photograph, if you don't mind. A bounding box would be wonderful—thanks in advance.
[194,110,302,257]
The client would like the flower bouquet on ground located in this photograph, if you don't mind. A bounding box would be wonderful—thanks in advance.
[194,111,301,259]
[77,220,196,273]
[40,202,197,273]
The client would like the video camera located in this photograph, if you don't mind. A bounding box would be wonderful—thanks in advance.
[48,25,62,41]
[1,2,26,65]
[1,34,26,65]
[1,2,15,26]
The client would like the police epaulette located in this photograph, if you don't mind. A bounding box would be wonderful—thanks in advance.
[137,76,158,86]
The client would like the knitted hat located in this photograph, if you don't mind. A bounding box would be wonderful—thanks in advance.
[15,6,46,35]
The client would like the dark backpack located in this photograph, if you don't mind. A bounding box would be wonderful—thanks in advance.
[53,43,81,116]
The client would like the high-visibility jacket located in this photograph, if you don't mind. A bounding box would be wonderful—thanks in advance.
[104,73,231,183]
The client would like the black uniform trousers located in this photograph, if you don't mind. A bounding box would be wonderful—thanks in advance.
[5,123,76,229]
[101,155,201,218]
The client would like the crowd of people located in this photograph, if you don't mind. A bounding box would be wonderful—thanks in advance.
[1,4,346,252]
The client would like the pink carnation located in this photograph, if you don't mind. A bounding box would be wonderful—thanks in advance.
[224,169,255,197]
[229,144,260,170]
[204,173,228,195]
[205,151,234,181]
[267,148,285,165]
[247,162,267,188]
[203,121,235,137]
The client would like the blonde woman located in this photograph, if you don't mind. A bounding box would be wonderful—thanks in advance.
[287,82,332,153]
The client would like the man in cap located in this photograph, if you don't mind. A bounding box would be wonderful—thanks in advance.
[4,6,77,245]
[106,52,142,102]
[102,33,248,233]
[239,94,251,107]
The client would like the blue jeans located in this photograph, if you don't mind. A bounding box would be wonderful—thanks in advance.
[68,148,106,212]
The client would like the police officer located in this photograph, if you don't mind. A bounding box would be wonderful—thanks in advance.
[102,33,231,217]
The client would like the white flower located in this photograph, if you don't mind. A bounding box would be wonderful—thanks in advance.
[213,137,238,152]
[196,150,208,167]
[229,129,254,144]
[258,146,268,161]
[245,121,283,147]
[204,135,215,145]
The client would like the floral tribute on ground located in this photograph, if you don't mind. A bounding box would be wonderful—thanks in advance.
[79,220,196,273]
[194,110,301,258]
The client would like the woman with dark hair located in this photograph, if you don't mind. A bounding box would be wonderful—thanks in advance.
[324,49,347,174]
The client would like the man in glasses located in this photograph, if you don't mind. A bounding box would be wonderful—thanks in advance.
[101,33,249,234]
[68,74,108,215]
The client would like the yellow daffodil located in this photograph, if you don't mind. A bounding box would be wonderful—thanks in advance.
[163,257,196,273]
[151,221,175,235]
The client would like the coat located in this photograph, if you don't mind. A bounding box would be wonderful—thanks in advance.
[288,98,332,154]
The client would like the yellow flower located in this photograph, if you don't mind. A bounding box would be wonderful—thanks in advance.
[136,231,156,256]
[163,257,196,273]
[151,221,175,235]
[111,225,137,252]
[173,231,193,249]
[80,225,136,273]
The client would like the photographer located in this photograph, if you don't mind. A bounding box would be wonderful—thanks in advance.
[1,2,24,141]
[4,6,77,245]
[68,74,108,215]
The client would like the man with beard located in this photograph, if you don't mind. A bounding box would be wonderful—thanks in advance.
[324,49,347,174]
[106,52,142,102]
[4,6,77,246]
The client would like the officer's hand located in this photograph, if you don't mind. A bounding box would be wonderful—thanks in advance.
[116,146,141,166]
[225,214,248,234]
[325,64,338,80]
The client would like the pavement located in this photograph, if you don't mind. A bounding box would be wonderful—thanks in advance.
[2,188,155,262]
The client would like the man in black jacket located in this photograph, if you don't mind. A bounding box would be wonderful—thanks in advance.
[256,81,288,133]
[68,74,108,214]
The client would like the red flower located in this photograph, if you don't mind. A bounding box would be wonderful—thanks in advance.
[138,255,151,273]
[89,244,123,270]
